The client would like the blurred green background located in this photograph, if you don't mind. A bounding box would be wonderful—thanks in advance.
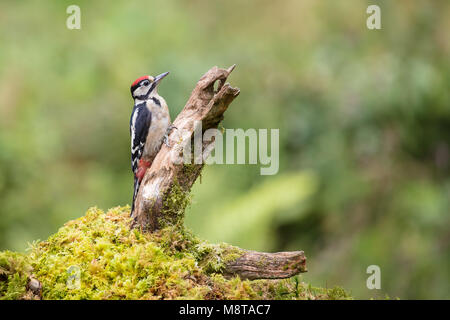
[0,0,449,299]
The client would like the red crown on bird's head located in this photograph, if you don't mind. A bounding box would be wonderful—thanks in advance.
[131,75,150,88]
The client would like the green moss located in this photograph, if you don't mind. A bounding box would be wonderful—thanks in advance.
[0,206,351,300]
[0,251,32,300]
[181,164,199,181]
[194,242,243,274]
[159,180,192,229]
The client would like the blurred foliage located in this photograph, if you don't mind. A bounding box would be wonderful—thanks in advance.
[0,0,448,299]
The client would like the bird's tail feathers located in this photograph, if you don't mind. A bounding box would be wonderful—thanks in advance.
[131,176,140,215]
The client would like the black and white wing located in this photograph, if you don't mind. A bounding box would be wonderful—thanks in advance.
[129,103,152,174]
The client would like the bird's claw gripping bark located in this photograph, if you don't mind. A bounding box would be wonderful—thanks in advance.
[168,124,178,132]
[164,124,178,147]
[163,135,171,147]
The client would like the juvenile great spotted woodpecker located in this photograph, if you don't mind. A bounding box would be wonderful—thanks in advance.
[129,72,173,214]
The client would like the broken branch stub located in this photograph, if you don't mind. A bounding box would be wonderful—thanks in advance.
[223,250,307,280]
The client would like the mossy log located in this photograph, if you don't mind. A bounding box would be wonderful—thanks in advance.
[131,65,307,280]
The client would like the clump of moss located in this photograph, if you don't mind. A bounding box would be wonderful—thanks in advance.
[0,251,32,300]
[194,242,243,274]
[159,180,192,229]
[0,206,351,300]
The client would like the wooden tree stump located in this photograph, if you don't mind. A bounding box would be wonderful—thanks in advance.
[131,65,307,280]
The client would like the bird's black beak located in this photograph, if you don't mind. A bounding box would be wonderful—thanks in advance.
[154,72,169,85]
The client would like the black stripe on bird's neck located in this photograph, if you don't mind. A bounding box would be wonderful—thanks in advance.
[151,97,161,106]
[134,96,161,108]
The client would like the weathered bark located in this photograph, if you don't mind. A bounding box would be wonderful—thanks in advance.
[131,65,308,280]
[224,250,307,280]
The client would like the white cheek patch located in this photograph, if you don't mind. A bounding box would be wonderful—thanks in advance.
[133,85,150,97]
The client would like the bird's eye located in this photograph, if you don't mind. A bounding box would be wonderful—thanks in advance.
[142,80,150,86]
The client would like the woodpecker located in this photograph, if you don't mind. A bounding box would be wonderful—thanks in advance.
[129,72,172,214]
